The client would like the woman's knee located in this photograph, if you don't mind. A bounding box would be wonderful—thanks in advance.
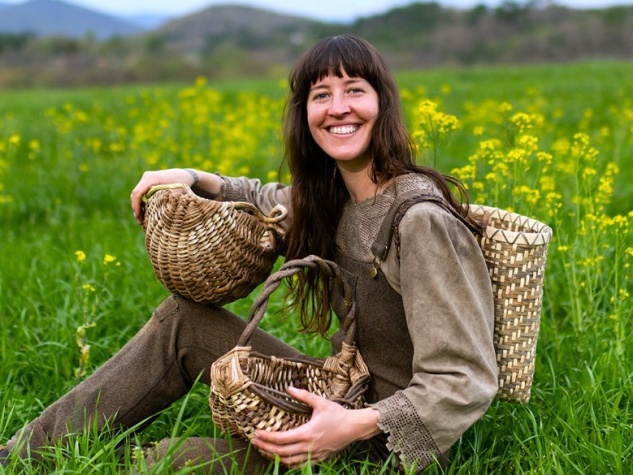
[153,295,225,323]
[152,296,240,339]
[150,296,249,379]
[152,295,302,369]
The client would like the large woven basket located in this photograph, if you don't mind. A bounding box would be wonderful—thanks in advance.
[468,204,552,403]
[143,183,288,306]
[209,255,370,440]
[379,193,552,404]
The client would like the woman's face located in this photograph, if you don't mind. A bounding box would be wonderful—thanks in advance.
[306,69,379,169]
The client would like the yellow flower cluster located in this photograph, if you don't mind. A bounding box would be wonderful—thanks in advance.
[412,99,459,167]
[40,81,286,182]
[401,85,632,339]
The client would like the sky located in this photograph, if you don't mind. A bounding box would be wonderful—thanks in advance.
[4,0,631,21]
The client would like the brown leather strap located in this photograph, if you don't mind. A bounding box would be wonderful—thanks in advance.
[371,191,478,266]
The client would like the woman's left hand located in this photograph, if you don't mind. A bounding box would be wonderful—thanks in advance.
[251,386,381,468]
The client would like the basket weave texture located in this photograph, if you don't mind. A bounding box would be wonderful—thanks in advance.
[386,193,552,403]
[142,184,287,305]
[469,204,552,403]
[209,256,370,440]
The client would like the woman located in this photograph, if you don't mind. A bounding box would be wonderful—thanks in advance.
[1,35,497,473]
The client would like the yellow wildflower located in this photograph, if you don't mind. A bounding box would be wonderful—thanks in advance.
[498,102,513,114]
[510,112,533,133]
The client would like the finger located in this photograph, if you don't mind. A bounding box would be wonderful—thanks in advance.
[287,386,327,410]
[130,189,145,224]
[254,447,274,461]
[253,429,300,455]
[256,448,297,467]
[254,426,307,445]
[130,179,154,223]
[280,453,312,469]
[252,434,315,467]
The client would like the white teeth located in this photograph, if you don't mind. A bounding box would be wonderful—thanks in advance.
[329,125,358,135]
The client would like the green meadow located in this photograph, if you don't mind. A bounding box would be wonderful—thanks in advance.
[0,61,632,473]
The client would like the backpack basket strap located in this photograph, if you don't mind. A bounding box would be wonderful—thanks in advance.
[370,191,478,277]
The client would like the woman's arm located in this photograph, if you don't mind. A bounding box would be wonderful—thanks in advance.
[373,202,498,471]
[130,168,222,224]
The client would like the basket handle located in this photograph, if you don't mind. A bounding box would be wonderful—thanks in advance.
[144,183,191,200]
[238,255,357,347]
[144,183,288,225]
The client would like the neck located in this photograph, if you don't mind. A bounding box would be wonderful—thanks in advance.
[337,163,380,203]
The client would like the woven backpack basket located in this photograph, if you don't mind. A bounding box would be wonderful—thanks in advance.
[374,192,552,404]
[142,183,288,306]
[209,255,370,441]
[468,204,551,402]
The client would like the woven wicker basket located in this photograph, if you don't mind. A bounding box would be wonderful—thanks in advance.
[381,193,552,404]
[143,184,288,306]
[469,204,552,403]
[209,255,370,440]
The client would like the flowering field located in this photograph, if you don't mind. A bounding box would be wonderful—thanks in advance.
[0,61,632,473]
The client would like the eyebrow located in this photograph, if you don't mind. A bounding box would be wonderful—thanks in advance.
[309,78,366,92]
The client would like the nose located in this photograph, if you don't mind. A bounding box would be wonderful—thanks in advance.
[328,93,351,117]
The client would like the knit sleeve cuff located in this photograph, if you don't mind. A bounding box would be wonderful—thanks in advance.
[370,391,442,473]
[220,176,251,202]
[191,172,225,200]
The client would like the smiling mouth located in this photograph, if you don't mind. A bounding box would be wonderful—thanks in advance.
[329,125,359,135]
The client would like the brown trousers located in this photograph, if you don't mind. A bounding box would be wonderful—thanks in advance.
[4,295,306,473]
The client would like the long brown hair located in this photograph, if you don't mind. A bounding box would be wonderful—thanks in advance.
[281,35,477,335]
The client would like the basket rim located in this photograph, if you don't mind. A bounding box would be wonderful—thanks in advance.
[470,204,553,246]
[144,183,289,223]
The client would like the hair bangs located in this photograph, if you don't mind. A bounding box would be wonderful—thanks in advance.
[291,36,380,94]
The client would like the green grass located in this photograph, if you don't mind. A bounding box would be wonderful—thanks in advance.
[1,60,632,473]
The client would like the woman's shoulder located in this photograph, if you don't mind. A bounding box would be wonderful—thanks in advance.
[391,172,450,223]
[390,174,471,237]
[393,172,442,197]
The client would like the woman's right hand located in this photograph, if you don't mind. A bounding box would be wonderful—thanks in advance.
[130,168,200,225]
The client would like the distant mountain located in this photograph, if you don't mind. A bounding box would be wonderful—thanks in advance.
[155,5,328,54]
[123,13,172,30]
[0,0,142,39]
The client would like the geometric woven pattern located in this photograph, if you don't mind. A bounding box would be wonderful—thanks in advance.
[470,204,552,403]
[142,183,288,306]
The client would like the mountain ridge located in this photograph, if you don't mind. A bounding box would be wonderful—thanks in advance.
[0,0,142,38]
[154,4,323,54]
